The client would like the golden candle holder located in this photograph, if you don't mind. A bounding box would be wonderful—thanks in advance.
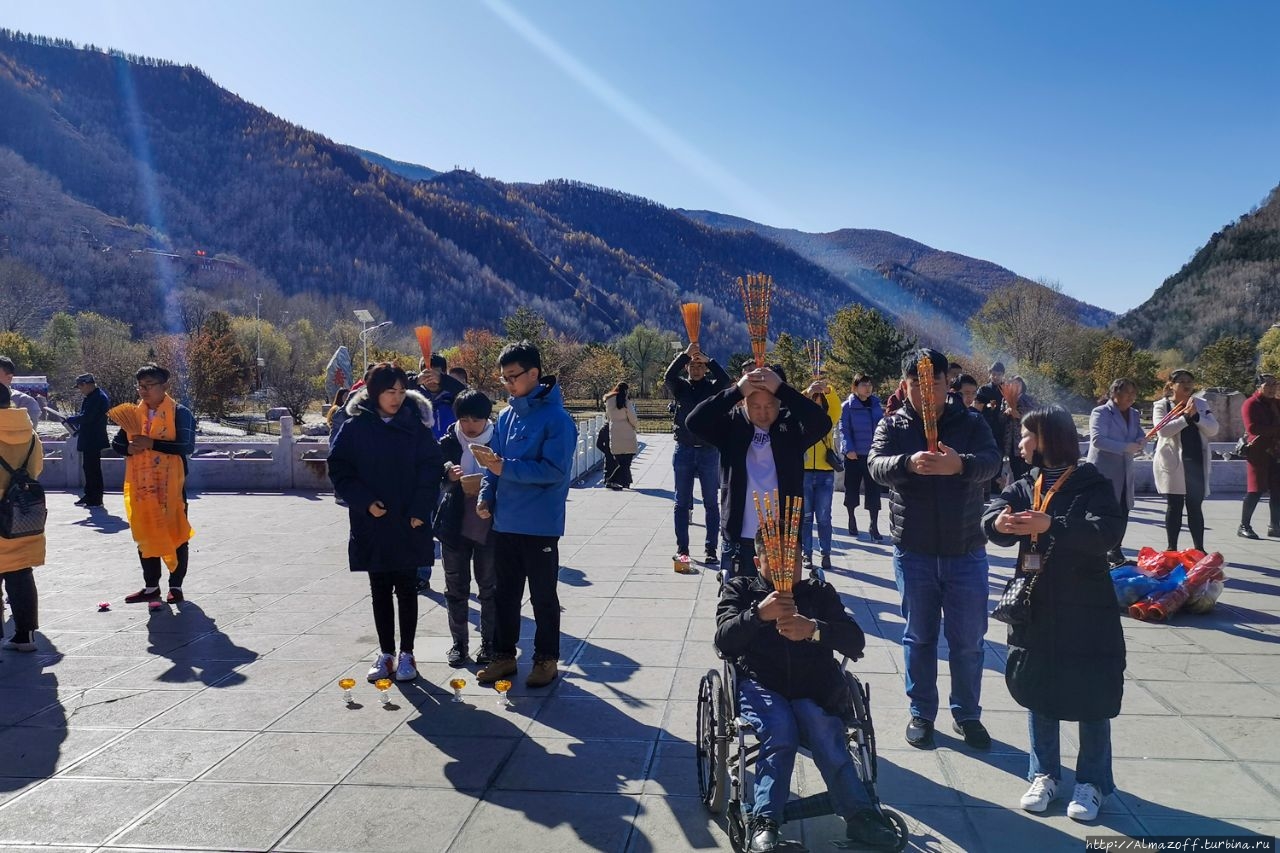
[338,677,356,704]
[449,677,467,703]
[374,677,393,706]
[494,679,513,709]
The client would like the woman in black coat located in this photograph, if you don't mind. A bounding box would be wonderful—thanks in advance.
[983,406,1124,823]
[328,362,442,684]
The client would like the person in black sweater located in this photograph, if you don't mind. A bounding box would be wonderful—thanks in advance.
[715,533,898,851]
[868,349,1002,750]
[686,365,831,579]
[664,343,732,564]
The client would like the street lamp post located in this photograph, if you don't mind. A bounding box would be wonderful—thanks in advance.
[354,309,391,377]
[254,293,262,390]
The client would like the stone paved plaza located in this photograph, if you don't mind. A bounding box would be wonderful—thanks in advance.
[1,434,1278,852]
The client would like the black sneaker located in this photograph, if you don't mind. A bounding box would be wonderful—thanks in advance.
[905,716,935,748]
[703,549,718,565]
[124,588,162,604]
[953,718,992,749]
[821,554,832,571]
[845,809,899,848]
[1269,525,1280,538]
[1238,525,1261,540]
[416,578,432,594]
[446,645,469,668]
[74,496,90,507]
[475,647,493,666]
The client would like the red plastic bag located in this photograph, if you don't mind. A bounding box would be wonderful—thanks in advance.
[1136,547,1182,579]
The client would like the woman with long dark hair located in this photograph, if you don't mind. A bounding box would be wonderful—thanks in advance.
[984,406,1124,822]
[603,381,639,490]
[1152,369,1218,551]
[328,363,442,683]
[1087,378,1146,564]
[1239,373,1280,539]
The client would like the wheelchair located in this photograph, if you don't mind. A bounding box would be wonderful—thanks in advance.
[696,656,909,851]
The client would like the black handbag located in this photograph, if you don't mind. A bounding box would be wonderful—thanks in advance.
[824,435,845,472]
[992,537,1055,625]
[991,572,1039,625]
[0,437,47,539]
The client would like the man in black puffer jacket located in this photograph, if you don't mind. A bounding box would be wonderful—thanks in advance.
[687,365,831,579]
[868,348,1001,751]
[715,533,898,852]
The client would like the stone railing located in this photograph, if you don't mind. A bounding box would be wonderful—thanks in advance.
[40,414,608,493]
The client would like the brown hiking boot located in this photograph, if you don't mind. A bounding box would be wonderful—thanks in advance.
[526,659,558,688]
[477,655,517,684]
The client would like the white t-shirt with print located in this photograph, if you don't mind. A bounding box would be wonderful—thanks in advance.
[741,426,779,539]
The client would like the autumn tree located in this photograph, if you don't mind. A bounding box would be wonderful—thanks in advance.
[187,311,251,418]
[826,304,914,393]
[1195,334,1258,393]
[1258,325,1280,376]
[968,280,1077,371]
[1090,337,1162,401]
[72,312,148,409]
[0,257,67,336]
[270,319,325,422]
[454,328,505,396]
[565,343,627,407]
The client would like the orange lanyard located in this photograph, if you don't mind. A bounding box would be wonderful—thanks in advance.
[1030,466,1075,546]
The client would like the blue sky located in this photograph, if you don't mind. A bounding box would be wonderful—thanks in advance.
[5,0,1278,313]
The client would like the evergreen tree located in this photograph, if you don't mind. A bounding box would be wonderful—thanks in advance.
[826,304,914,392]
[1195,334,1258,393]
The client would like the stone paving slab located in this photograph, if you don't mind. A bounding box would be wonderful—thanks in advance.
[0,434,1277,851]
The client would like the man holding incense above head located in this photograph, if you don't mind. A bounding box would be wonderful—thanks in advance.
[665,339,732,567]
[687,363,831,580]
[868,348,1002,751]
[715,527,899,852]
[113,364,197,604]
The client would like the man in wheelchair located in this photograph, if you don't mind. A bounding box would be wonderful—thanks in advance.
[715,532,900,851]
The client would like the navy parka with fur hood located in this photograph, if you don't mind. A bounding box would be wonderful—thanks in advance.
[328,388,443,572]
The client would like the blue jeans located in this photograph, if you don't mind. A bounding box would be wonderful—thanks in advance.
[673,443,720,554]
[892,547,989,722]
[1028,713,1115,795]
[738,678,871,823]
[802,471,835,561]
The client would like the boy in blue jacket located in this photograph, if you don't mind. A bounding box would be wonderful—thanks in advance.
[475,341,578,688]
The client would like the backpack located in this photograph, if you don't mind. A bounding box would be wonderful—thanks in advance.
[0,437,47,539]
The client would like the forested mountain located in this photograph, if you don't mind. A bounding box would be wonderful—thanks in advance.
[0,30,1109,357]
[1115,184,1280,354]
[681,210,1115,330]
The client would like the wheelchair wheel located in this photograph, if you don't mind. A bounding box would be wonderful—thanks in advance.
[880,808,910,852]
[696,668,729,814]
[726,799,750,853]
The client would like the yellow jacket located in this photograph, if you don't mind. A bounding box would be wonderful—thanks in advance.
[803,392,843,472]
[0,407,45,573]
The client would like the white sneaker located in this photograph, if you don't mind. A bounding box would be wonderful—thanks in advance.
[1067,783,1101,821]
[367,652,394,683]
[2,636,38,653]
[1019,774,1058,813]
[395,652,418,682]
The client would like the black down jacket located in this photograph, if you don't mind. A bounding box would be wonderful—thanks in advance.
[867,398,1002,556]
[715,574,866,703]
[328,390,443,572]
[983,463,1126,721]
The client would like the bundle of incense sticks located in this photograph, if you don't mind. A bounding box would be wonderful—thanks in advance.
[107,403,143,437]
[414,326,433,365]
[680,303,702,345]
[916,354,939,452]
[1146,398,1192,440]
[805,339,823,379]
[736,273,773,368]
[753,489,802,592]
